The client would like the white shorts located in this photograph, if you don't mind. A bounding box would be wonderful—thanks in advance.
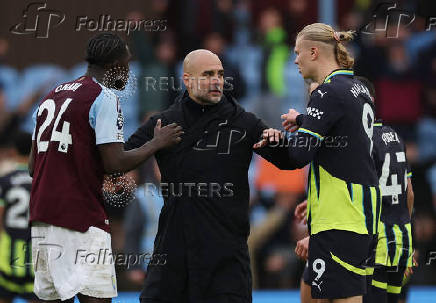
[31,222,117,301]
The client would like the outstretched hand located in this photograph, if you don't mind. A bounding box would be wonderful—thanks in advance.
[253,128,283,149]
[153,119,184,149]
[281,109,301,132]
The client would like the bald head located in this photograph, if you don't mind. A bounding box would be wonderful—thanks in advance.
[182,49,224,105]
[183,49,222,74]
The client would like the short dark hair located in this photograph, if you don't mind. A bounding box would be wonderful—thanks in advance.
[355,76,375,99]
[12,131,32,156]
[85,33,128,67]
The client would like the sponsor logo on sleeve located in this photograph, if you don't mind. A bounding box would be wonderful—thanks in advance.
[307,107,324,120]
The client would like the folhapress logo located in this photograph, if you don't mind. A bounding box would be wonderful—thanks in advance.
[10,2,65,38]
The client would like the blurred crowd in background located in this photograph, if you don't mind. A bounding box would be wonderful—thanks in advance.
[1,0,436,291]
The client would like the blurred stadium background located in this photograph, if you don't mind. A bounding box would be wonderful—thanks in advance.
[1,0,436,302]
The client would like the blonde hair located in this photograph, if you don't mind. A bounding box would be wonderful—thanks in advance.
[297,23,355,69]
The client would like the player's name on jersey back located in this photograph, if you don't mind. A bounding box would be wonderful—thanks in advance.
[55,83,82,93]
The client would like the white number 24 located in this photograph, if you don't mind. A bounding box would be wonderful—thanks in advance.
[36,98,73,153]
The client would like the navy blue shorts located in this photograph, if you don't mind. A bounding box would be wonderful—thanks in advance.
[308,230,372,299]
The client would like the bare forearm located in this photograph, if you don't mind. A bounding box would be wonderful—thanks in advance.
[119,141,160,172]
[102,140,160,174]
[100,120,182,173]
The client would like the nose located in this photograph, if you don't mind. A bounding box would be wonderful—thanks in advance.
[211,76,221,86]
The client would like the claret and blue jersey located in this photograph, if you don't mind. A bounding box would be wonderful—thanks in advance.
[30,76,124,233]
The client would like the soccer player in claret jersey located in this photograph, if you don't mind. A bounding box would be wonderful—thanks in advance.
[29,33,183,302]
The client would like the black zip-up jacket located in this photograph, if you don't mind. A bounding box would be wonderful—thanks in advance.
[125,91,293,302]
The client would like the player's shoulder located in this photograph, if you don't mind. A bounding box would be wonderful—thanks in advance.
[309,82,340,105]
[0,172,8,187]
[373,120,384,134]
[380,124,396,134]
[88,80,120,113]
[57,76,99,94]
[322,76,372,104]
[0,168,18,181]
[0,167,30,187]
[372,121,387,154]
[92,81,118,103]
[41,76,104,107]
[375,122,399,138]
[312,82,335,96]
[374,122,405,147]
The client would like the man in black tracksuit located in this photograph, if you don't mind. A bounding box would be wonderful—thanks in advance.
[125,49,294,303]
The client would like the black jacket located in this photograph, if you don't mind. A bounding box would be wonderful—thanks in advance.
[125,91,293,301]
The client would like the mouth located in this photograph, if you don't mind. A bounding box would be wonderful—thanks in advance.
[208,89,222,95]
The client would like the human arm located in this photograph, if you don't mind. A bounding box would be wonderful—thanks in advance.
[280,85,343,168]
[252,125,295,169]
[124,114,159,151]
[99,119,182,174]
[253,124,318,169]
[295,236,309,261]
[294,200,308,224]
[90,90,182,173]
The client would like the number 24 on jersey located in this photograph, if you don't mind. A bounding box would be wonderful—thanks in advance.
[36,98,73,154]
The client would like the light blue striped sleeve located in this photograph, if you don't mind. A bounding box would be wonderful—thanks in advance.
[31,107,38,140]
[89,87,124,145]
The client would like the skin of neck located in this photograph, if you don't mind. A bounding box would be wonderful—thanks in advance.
[314,59,341,84]
[85,65,107,83]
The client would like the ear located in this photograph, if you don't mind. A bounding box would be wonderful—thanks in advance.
[310,47,318,61]
[183,72,191,89]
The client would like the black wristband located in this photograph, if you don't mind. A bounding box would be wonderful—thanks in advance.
[296,114,304,127]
